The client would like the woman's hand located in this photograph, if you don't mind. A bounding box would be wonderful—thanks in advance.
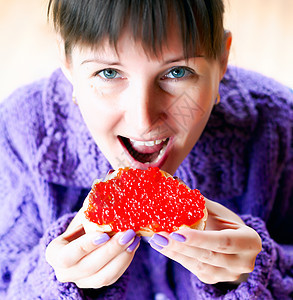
[45,209,140,289]
[148,199,262,285]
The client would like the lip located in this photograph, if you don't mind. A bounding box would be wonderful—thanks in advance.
[118,136,174,169]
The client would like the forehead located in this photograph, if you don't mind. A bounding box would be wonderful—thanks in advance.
[74,24,186,63]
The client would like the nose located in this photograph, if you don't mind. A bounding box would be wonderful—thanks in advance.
[123,81,165,136]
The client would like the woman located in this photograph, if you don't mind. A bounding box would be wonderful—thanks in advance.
[0,1,292,299]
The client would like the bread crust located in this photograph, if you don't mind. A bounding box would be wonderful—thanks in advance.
[82,169,207,236]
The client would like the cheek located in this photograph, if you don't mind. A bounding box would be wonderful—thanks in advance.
[167,85,214,136]
[75,83,121,135]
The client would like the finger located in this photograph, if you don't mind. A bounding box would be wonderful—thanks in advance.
[205,199,244,225]
[51,231,110,269]
[64,209,87,237]
[172,226,259,254]
[56,230,138,282]
[164,239,255,274]
[165,240,238,268]
[191,261,241,284]
[75,247,137,289]
[173,176,185,184]
[71,230,137,277]
[149,232,256,274]
[46,224,86,266]
[157,248,241,284]
[62,224,86,243]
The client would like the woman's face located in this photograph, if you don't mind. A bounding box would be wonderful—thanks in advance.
[62,28,230,175]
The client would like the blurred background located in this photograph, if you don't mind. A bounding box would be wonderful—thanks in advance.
[0,0,292,101]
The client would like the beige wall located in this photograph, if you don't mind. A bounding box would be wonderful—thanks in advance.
[0,0,292,101]
[225,0,293,89]
[0,0,59,100]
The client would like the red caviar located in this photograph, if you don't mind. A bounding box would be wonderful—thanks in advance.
[85,167,205,233]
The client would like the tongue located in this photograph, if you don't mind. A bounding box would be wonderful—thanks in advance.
[130,140,164,154]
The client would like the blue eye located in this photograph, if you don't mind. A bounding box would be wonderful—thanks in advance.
[98,69,119,80]
[170,68,186,78]
[164,67,193,79]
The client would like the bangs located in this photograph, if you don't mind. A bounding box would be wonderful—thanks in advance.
[48,0,224,59]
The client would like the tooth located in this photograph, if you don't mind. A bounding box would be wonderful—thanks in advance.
[129,138,169,147]
[145,141,155,146]
[130,139,144,146]
[153,143,167,163]
[157,150,164,161]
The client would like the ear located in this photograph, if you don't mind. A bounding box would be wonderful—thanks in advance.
[56,34,73,83]
[219,30,232,80]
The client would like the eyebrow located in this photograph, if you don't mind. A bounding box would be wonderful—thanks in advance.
[164,55,205,64]
[81,55,204,66]
[164,56,186,64]
[81,59,122,66]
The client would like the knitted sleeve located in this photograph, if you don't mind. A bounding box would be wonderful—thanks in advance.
[4,214,86,300]
[5,211,130,300]
[0,83,129,300]
[0,90,85,299]
[188,215,293,299]
[187,79,293,299]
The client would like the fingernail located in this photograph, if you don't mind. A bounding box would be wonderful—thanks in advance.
[173,176,184,184]
[119,229,136,245]
[127,236,141,252]
[103,169,115,181]
[93,233,110,245]
[148,240,164,251]
[151,234,169,246]
[170,233,186,242]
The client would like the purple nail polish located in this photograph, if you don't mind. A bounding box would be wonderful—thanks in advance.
[149,240,164,251]
[169,232,186,242]
[151,234,169,246]
[93,233,110,245]
[127,236,141,252]
[119,229,136,245]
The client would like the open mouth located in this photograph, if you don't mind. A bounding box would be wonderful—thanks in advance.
[118,135,171,168]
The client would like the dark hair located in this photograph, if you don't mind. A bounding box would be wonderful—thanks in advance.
[48,0,224,59]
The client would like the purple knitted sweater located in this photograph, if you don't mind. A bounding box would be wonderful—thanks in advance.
[0,66,292,299]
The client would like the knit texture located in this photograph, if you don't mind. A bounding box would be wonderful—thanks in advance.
[0,66,292,299]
